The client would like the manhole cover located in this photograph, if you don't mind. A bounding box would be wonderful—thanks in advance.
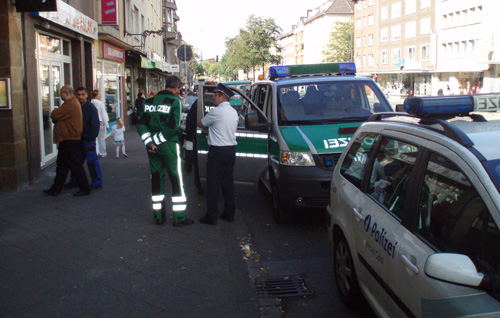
[255,275,312,298]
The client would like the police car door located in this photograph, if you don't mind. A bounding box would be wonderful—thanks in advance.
[196,84,268,188]
[356,132,423,317]
[393,141,500,318]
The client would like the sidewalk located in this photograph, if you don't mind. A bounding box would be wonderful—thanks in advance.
[0,130,260,317]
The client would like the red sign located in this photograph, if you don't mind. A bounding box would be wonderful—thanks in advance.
[101,0,118,25]
[103,42,125,63]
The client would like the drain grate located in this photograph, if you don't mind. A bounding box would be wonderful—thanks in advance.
[255,275,312,298]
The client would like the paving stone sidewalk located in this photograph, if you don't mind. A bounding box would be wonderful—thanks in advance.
[0,130,260,318]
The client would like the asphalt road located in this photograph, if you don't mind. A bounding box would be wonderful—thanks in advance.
[234,187,376,317]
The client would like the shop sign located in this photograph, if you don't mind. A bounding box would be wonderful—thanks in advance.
[103,42,125,63]
[141,56,155,69]
[168,65,180,72]
[38,0,98,40]
[101,0,118,25]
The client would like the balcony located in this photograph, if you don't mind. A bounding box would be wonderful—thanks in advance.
[163,0,177,10]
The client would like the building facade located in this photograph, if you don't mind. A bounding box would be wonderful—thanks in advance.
[354,0,500,96]
[0,0,182,191]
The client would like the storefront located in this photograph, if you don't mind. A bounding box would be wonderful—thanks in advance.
[34,2,98,167]
[94,42,126,124]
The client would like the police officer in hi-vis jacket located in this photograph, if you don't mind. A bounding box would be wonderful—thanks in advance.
[136,76,194,226]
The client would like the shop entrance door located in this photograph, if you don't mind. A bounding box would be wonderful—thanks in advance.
[39,60,63,166]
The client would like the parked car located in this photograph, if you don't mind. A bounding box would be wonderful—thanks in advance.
[327,94,500,317]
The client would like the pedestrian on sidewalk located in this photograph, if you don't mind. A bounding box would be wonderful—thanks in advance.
[133,90,145,125]
[136,75,194,227]
[73,87,103,190]
[43,85,90,196]
[91,89,109,158]
[198,83,239,225]
[112,117,127,158]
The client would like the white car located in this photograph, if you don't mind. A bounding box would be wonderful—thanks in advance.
[327,94,500,317]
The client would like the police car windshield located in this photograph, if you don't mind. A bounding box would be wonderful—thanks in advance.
[277,81,392,125]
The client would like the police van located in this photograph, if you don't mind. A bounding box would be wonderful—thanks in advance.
[327,93,500,317]
[196,63,393,223]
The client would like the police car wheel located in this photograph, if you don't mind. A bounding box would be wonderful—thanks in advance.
[271,183,292,224]
[334,233,362,306]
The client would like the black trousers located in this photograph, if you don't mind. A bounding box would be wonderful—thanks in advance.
[52,140,90,192]
[206,145,236,221]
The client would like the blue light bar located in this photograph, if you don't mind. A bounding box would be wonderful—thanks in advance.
[268,62,356,79]
[404,96,473,116]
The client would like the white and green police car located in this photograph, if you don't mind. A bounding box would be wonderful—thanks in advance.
[195,63,393,223]
[327,93,500,317]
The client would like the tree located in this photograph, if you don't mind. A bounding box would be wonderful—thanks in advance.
[322,19,354,63]
[219,15,282,79]
[242,15,282,77]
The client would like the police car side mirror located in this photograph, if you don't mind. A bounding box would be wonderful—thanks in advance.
[395,104,405,112]
[245,112,268,132]
[425,253,484,288]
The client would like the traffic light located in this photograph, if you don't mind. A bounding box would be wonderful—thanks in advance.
[348,52,352,60]
[15,0,58,12]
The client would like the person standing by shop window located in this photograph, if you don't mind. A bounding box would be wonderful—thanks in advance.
[44,85,90,196]
[136,76,194,227]
[72,87,103,190]
[91,89,109,158]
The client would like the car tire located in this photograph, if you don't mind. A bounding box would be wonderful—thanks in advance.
[271,182,292,224]
[334,232,362,307]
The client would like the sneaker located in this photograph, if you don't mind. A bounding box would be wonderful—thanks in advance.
[199,215,217,225]
[90,184,102,190]
[173,217,195,227]
[123,153,128,157]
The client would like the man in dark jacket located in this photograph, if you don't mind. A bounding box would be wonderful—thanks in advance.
[74,87,102,189]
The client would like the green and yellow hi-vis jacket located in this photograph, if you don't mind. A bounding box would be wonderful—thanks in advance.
[136,90,182,148]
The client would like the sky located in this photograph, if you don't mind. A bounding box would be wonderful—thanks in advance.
[176,0,329,60]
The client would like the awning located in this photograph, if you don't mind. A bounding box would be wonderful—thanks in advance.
[141,56,155,69]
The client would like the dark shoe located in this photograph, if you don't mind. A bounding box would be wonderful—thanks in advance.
[199,216,217,225]
[90,185,102,190]
[43,188,60,196]
[63,182,77,189]
[220,213,234,223]
[155,210,166,225]
[173,217,195,227]
[73,190,90,196]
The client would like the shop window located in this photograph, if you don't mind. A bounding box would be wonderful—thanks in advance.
[39,34,61,54]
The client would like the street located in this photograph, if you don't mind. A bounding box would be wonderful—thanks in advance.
[235,187,375,317]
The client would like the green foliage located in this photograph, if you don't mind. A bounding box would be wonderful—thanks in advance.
[220,15,282,79]
[322,19,354,63]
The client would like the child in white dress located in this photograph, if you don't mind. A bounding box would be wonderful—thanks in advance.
[112,118,127,158]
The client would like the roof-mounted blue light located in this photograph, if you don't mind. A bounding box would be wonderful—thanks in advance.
[404,96,473,116]
[268,62,356,79]
[404,94,500,116]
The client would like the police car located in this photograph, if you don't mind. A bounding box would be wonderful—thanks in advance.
[195,63,393,223]
[327,94,500,317]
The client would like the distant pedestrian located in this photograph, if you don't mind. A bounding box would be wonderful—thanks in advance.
[73,87,103,190]
[133,90,145,125]
[91,89,109,158]
[136,76,194,226]
[112,117,127,158]
[198,83,239,225]
[43,85,90,196]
